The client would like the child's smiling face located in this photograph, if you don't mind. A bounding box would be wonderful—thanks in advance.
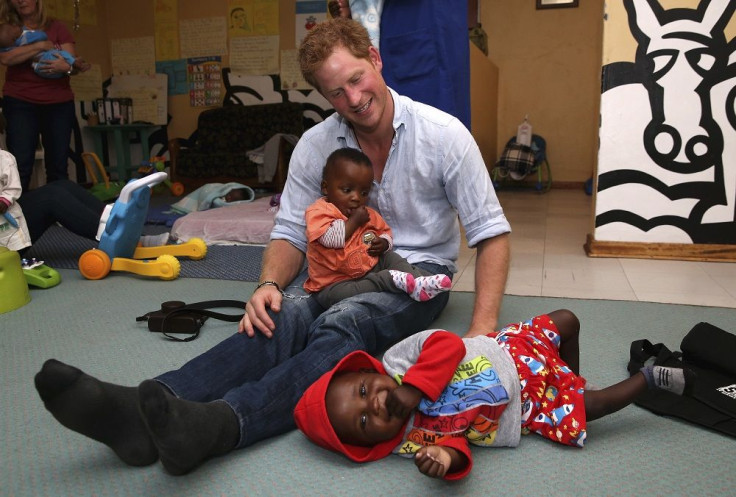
[325,370,407,446]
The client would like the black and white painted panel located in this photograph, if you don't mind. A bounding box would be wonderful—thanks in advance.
[222,70,334,129]
[596,0,736,244]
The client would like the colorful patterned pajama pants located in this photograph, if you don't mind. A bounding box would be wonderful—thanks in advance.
[488,314,588,448]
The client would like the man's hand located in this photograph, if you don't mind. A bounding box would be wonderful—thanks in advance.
[240,240,304,338]
[366,236,388,256]
[414,446,452,479]
[386,384,422,420]
[238,285,283,338]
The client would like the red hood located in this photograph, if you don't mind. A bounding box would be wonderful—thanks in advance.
[293,350,406,462]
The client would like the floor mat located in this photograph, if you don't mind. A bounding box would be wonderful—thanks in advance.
[24,224,263,281]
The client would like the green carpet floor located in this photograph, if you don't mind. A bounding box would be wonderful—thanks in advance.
[3,269,735,496]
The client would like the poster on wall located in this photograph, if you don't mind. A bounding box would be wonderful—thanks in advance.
[108,74,168,125]
[295,0,326,46]
[280,49,309,90]
[595,0,736,245]
[228,0,279,37]
[154,0,180,61]
[180,17,228,59]
[156,60,188,96]
[111,37,156,76]
[188,56,223,107]
[230,36,279,75]
[71,64,103,101]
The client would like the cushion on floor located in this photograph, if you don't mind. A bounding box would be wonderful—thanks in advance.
[170,196,277,245]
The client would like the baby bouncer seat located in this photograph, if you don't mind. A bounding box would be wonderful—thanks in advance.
[492,134,552,193]
[78,172,207,280]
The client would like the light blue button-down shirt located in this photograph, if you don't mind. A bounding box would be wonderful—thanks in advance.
[272,88,510,273]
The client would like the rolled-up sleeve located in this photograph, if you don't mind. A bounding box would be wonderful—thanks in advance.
[442,120,511,248]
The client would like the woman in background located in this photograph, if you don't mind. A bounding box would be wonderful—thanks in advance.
[0,0,89,192]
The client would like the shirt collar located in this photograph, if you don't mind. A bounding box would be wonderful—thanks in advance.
[388,87,406,133]
[335,86,405,145]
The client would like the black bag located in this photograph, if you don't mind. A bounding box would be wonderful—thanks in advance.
[628,322,736,438]
[136,300,246,342]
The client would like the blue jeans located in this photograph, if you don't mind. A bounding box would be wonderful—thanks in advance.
[3,96,75,191]
[156,262,451,448]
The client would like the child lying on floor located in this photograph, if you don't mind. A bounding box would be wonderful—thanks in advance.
[169,182,255,214]
[294,309,694,480]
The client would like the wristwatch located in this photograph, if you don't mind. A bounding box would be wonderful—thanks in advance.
[66,65,73,76]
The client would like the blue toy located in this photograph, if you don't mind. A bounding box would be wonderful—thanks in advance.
[78,172,206,280]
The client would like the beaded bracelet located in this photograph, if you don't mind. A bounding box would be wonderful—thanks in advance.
[255,280,281,292]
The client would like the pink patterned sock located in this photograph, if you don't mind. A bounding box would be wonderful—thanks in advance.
[409,274,452,302]
[390,270,416,294]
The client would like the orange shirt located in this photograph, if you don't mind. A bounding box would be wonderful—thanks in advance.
[304,197,392,293]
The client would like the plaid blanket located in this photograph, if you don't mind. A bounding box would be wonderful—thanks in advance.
[495,142,536,179]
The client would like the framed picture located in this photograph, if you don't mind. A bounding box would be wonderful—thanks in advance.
[536,0,579,9]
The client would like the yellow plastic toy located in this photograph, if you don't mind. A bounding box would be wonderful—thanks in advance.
[81,152,126,202]
[78,172,206,281]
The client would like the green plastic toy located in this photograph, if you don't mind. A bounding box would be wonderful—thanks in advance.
[0,247,31,313]
[24,264,61,289]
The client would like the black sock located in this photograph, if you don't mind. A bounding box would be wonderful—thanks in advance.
[34,359,158,466]
[137,379,239,476]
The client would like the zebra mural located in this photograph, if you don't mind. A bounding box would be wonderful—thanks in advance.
[595,0,736,244]
[222,70,334,128]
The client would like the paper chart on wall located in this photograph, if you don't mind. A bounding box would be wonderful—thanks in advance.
[179,17,228,59]
[154,0,180,61]
[229,36,279,75]
[111,37,156,76]
[108,74,168,125]
[70,64,103,101]
[280,49,309,90]
[188,57,222,107]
